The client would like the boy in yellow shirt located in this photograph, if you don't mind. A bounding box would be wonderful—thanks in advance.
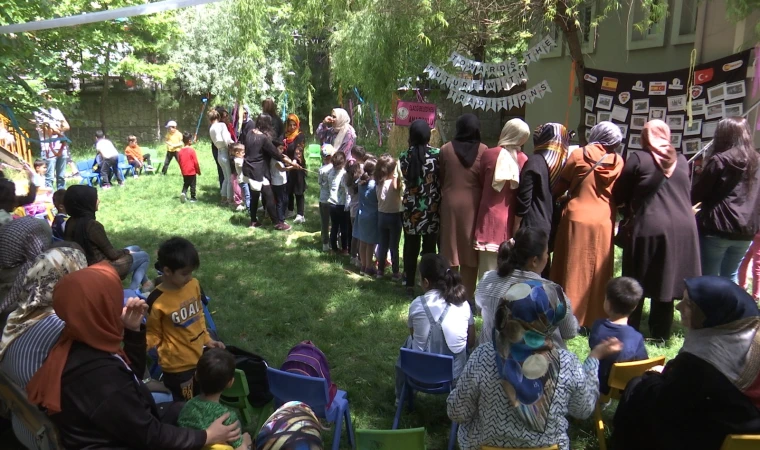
[162,120,184,175]
[147,237,224,401]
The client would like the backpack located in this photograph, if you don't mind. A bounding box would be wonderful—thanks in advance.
[223,346,273,407]
[280,340,337,407]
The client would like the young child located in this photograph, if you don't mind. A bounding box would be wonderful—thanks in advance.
[177,349,251,450]
[94,130,124,188]
[589,276,649,394]
[147,237,224,401]
[327,151,348,253]
[375,154,404,280]
[162,120,183,175]
[345,146,367,267]
[317,144,336,251]
[270,139,291,231]
[232,143,250,211]
[354,158,379,275]
[178,132,201,203]
[125,135,153,176]
[32,159,49,191]
[51,189,67,239]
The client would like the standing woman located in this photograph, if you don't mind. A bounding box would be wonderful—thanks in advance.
[613,119,701,340]
[208,109,235,205]
[439,114,488,301]
[474,118,530,279]
[400,120,442,293]
[317,108,357,161]
[550,122,623,328]
[692,117,760,282]
[284,114,307,224]
[262,98,284,139]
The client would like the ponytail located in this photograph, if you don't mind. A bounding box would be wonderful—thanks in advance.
[419,254,467,306]
[497,228,548,278]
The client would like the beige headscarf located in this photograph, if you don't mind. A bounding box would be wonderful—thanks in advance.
[493,118,530,192]
[642,119,677,178]
[331,108,351,152]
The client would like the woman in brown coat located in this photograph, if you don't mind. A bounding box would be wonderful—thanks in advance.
[550,122,624,328]
[439,114,487,301]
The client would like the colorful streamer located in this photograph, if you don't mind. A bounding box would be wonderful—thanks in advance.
[374,103,382,147]
[686,49,697,127]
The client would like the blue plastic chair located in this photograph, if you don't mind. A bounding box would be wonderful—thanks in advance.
[77,159,99,186]
[267,367,355,450]
[393,348,458,450]
[117,154,133,178]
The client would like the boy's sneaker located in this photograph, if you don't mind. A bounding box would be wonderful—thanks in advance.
[294,214,305,224]
[180,193,186,203]
[322,243,331,252]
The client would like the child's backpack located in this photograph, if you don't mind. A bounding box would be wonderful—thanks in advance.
[280,340,337,407]
[224,346,273,407]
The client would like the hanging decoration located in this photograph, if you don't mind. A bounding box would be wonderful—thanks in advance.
[445,81,552,111]
[447,35,557,77]
[423,64,527,93]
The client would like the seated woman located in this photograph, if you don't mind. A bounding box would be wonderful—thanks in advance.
[25,262,240,449]
[62,185,152,292]
[612,276,760,450]
[0,217,52,318]
[255,401,324,449]
[475,227,578,346]
[447,283,622,450]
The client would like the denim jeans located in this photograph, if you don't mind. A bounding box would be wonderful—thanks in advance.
[699,234,753,283]
[378,212,403,274]
[240,182,251,209]
[126,245,150,290]
[45,155,67,190]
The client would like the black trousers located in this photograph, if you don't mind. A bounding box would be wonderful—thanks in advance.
[162,152,179,175]
[271,184,288,224]
[162,368,198,402]
[288,193,305,216]
[250,186,277,224]
[628,298,675,341]
[181,175,197,199]
[211,144,224,189]
[100,156,123,186]
[403,232,438,286]
[329,205,349,251]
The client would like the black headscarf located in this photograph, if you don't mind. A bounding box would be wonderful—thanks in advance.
[406,120,431,188]
[63,185,98,259]
[451,114,481,169]
[684,276,759,328]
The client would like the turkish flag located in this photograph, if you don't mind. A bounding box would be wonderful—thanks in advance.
[694,68,714,85]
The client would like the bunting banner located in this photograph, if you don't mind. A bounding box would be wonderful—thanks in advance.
[423,63,528,93]
[446,80,552,111]
[448,34,557,77]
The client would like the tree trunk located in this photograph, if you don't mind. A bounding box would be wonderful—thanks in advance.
[555,1,588,144]
[99,47,111,133]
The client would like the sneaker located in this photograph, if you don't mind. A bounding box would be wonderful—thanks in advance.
[275,222,292,231]
[235,204,246,212]
[189,198,197,203]
[102,185,111,190]
[249,221,262,228]
[322,244,331,252]
[294,214,305,224]
[180,193,186,203]
[286,210,296,219]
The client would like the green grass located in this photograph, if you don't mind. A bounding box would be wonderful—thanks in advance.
[3,140,684,449]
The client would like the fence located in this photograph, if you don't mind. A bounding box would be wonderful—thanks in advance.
[0,113,33,164]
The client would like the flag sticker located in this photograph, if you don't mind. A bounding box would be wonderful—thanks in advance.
[601,77,619,92]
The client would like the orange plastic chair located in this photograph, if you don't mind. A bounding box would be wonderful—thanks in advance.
[720,434,760,450]
[594,356,666,450]
[481,446,559,450]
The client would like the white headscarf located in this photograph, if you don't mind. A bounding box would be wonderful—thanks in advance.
[493,118,530,191]
[588,121,623,148]
[331,108,351,151]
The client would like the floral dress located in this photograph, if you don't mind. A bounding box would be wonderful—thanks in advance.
[399,145,441,235]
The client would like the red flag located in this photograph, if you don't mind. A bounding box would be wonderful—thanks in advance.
[694,68,714,85]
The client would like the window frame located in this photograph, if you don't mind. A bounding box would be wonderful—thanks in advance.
[579,0,598,54]
[626,0,667,50]
[670,0,698,45]
[543,23,564,59]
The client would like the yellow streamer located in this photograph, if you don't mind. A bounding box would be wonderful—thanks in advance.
[686,49,697,127]
[338,84,343,109]
[308,85,314,135]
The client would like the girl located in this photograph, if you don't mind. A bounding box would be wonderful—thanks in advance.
[283,114,307,223]
[345,146,368,267]
[375,154,403,280]
[327,152,348,252]
[208,110,234,205]
[354,158,379,275]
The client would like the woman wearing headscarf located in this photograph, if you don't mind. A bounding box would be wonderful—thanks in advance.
[447,282,621,450]
[0,246,86,449]
[613,119,701,340]
[317,108,357,160]
[439,114,488,300]
[284,114,307,223]
[0,217,52,318]
[255,401,324,450]
[25,262,240,448]
[62,185,152,292]
[692,117,760,281]
[474,118,530,280]
[400,120,442,293]
[550,122,624,328]
[612,276,760,450]
[239,105,254,145]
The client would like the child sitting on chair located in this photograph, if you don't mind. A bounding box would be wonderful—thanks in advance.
[125,135,154,176]
[178,348,251,450]
[589,277,649,394]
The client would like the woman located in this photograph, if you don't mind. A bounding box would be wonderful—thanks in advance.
[474,118,530,279]
[692,117,760,282]
[0,246,87,449]
[550,122,623,328]
[243,114,293,229]
[25,262,240,448]
[439,114,488,300]
[400,120,441,294]
[209,109,235,205]
[612,276,760,450]
[0,217,51,317]
[613,119,701,340]
[255,401,324,449]
[262,98,284,139]
[447,282,622,450]
[475,227,578,346]
[62,185,151,292]
[316,108,357,160]
[284,114,307,223]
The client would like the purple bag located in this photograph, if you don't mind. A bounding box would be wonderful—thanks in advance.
[280,340,337,406]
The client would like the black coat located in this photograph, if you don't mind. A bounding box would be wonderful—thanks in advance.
[242,132,284,183]
[516,153,552,235]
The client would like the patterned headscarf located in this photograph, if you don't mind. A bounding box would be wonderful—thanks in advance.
[0,247,87,357]
[642,119,677,178]
[256,401,324,450]
[493,280,568,433]
[533,123,570,188]
[588,121,623,148]
[0,217,52,313]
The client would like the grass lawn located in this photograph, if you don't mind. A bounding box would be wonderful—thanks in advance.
[3,140,685,449]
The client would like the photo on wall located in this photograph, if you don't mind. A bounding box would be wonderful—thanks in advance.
[666,115,685,130]
[705,102,726,120]
[702,121,718,139]
[631,115,647,130]
[725,103,743,116]
[684,119,702,136]
[585,96,595,111]
[649,107,666,121]
[691,99,706,116]
[683,138,701,156]
[585,113,597,128]
[670,133,682,148]
[597,94,613,110]
[724,81,746,100]
[667,95,686,112]
[632,98,650,114]
[597,111,612,123]
[707,83,726,104]
[628,134,642,149]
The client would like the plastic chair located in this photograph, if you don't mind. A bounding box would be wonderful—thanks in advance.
[594,356,666,450]
[393,348,458,450]
[305,143,322,170]
[266,367,355,450]
[204,445,234,450]
[481,446,559,450]
[76,159,99,186]
[220,369,255,426]
[721,435,760,450]
[356,428,426,450]
[117,154,133,178]
[0,369,64,450]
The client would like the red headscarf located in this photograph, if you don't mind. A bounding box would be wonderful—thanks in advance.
[26,261,127,414]
[642,120,677,178]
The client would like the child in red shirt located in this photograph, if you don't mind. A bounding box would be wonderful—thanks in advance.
[178,132,200,203]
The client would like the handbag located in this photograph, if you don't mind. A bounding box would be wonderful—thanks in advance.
[614,175,668,248]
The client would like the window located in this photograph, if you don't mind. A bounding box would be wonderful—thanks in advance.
[671,0,699,45]
[543,23,563,59]
[627,0,666,50]
[579,0,597,54]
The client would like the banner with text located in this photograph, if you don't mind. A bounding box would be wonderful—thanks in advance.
[446,80,552,111]
[424,64,528,93]
[448,34,557,77]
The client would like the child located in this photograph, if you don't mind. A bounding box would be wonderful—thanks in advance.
[51,189,67,239]
[32,159,49,190]
[589,277,648,394]
[124,135,153,176]
[146,237,224,401]
[178,132,201,203]
[162,120,183,175]
[270,139,291,231]
[354,158,379,275]
[94,130,124,188]
[345,146,368,267]
[327,151,348,253]
[375,154,404,280]
[317,144,336,251]
[177,349,251,450]
[232,143,250,211]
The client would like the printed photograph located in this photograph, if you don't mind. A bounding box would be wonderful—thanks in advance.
[683,138,701,155]
[597,111,612,123]
[705,101,725,120]
[724,81,746,100]
[670,133,682,148]
[631,115,647,130]
[597,94,613,110]
[702,121,718,138]
[585,96,595,111]
[667,95,686,112]
[628,134,642,149]
[632,98,649,113]
[707,83,726,104]
[585,113,597,128]
[649,107,666,121]
[666,115,684,130]
[684,119,702,136]
[691,99,706,116]
[724,103,743,117]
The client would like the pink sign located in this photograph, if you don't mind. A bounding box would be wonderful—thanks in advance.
[395,101,437,127]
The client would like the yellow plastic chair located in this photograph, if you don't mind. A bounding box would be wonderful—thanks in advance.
[594,356,666,450]
[356,427,426,450]
[721,434,760,450]
[203,445,234,450]
[481,445,559,450]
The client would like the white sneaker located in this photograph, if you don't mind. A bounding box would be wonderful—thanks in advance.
[235,204,246,212]
[286,210,296,219]
[352,257,361,268]
[294,214,305,224]
[180,193,186,203]
[322,244,331,252]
